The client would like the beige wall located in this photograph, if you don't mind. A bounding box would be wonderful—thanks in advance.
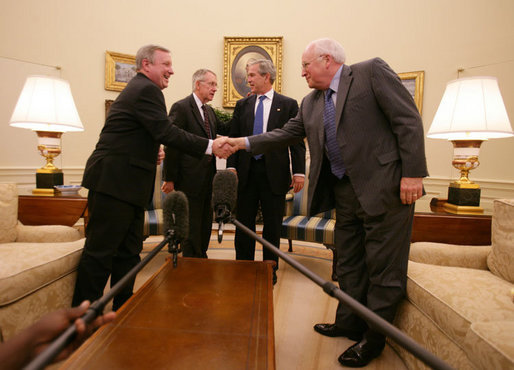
[1,0,513,212]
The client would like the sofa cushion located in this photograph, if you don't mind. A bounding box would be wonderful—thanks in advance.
[0,239,84,306]
[409,242,490,270]
[487,199,514,283]
[465,321,514,370]
[406,261,514,349]
[16,223,81,243]
[0,183,18,243]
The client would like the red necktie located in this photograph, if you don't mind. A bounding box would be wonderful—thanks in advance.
[201,105,211,139]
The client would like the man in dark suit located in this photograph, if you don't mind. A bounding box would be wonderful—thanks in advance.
[227,59,306,285]
[162,69,225,258]
[228,39,428,367]
[72,45,233,311]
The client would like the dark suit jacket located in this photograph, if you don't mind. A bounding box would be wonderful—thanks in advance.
[82,73,208,207]
[163,94,221,197]
[227,92,306,195]
[249,58,428,216]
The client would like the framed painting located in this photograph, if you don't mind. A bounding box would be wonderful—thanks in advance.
[223,37,283,107]
[399,71,425,114]
[105,51,137,92]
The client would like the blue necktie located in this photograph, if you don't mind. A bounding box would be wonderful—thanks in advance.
[323,89,345,179]
[253,95,266,159]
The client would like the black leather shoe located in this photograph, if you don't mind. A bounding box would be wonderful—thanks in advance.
[313,323,362,341]
[338,339,385,367]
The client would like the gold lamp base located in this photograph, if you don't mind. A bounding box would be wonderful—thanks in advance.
[33,131,64,194]
[446,139,484,212]
[443,202,484,215]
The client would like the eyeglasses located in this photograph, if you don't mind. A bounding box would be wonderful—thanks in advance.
[301,55,324,70]
[200,81,218,88]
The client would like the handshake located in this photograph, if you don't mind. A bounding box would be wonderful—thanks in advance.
[212,136,246,159]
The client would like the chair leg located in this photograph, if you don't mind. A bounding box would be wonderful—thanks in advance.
[324,244,337,281]
[288,239,293,252]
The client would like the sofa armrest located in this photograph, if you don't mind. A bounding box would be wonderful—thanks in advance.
[409,242,491,270]
[16,223,81,243]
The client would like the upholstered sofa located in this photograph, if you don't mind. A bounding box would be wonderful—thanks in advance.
[391,199,514,369]
[0,183,84,341]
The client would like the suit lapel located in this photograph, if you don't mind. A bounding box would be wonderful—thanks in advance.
[335,65,353,130]
[313,91,325,150]
[189,94,209,138]
[267,94,281,131]
[244,95,257,135]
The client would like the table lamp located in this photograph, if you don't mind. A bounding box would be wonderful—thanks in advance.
[427,76,513,214]
[9,75,84,195]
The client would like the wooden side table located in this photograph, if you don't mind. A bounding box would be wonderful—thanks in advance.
[412,212,492,245]
[18,194,88,227]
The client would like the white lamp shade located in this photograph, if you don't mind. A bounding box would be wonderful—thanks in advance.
[428,76,513,140]
[9,75,83,132]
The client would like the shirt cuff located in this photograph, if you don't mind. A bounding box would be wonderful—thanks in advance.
[206,139,213,155]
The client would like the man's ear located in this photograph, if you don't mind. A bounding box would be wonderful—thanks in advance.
[141,58,150,71]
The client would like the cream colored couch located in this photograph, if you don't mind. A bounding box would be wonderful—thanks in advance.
[391,199,514,369]
[0,183,84,341]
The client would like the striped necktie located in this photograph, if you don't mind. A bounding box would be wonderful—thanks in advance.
[323,89,345,179]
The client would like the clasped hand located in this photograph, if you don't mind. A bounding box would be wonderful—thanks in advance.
[212,137,247,159]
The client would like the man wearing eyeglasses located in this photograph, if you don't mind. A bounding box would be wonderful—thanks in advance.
[227,38,428,367]
[162,69,226,258]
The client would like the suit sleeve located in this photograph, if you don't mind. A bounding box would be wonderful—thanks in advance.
[226,101,243,169]
[135,84,209,156]
[286,100,306,175]
[370,58,428,178]
[162,102,186,182]
[249,100,306,155]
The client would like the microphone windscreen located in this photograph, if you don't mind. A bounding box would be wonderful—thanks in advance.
[162,191,189,241]
[212,170,238,211]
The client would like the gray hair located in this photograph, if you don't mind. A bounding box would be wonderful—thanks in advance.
[307,38,346,64]
[135,44,170,70]
[246,59,276,84]
[192,69,216,91]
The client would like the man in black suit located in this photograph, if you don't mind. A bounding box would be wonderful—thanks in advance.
[227,59,306,284]
[72,45,233,311]
[227,39,428,367]
[162,69,226,258]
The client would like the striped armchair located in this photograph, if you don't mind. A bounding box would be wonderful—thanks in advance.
[281,175,337,280]
[143,164,166,238]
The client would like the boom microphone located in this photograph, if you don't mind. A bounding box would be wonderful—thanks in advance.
[163,191,189,241]
[163,191,189,265]
[212,170,238,242]
[25,194,191,370]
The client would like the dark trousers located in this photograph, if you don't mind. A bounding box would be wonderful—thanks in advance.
[181,188,213,258]
[333,176,414,344]
[234,159,285,268]
[72,191,144,311]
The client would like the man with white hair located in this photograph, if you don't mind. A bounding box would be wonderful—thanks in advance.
[228,38,427,367]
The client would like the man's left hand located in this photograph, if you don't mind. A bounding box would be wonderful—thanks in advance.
[400,177,423,205]
[291,175,305,193]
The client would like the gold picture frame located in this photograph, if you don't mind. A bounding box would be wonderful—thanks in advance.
[398,71,425,114]
[105,51,137,92]
[223,37,283,108]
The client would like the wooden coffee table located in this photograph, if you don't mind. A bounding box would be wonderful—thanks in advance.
[62,257,275,369]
